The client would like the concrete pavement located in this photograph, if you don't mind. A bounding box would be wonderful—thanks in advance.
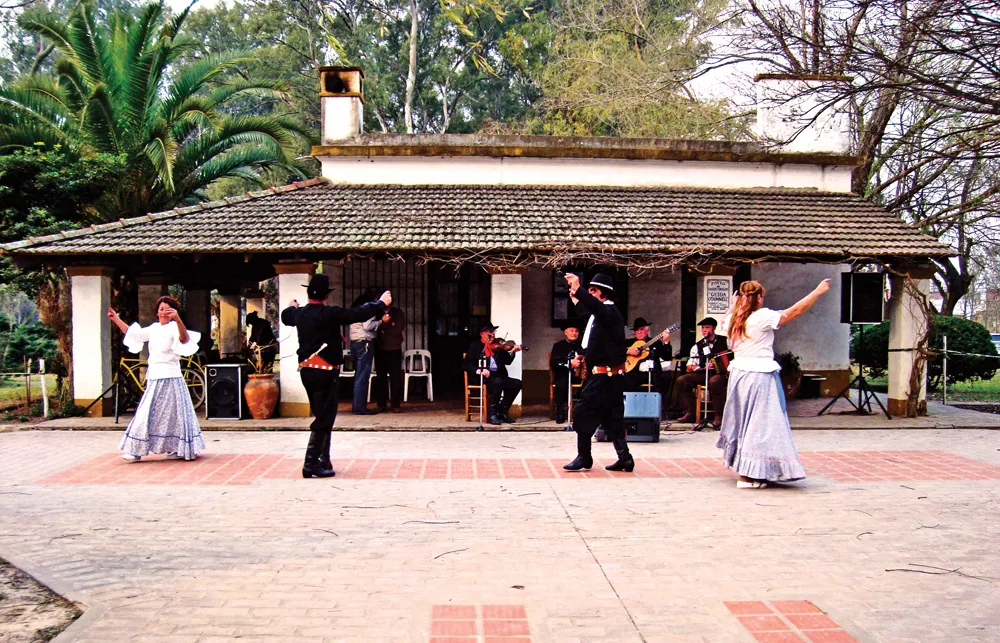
[1,428,999,642]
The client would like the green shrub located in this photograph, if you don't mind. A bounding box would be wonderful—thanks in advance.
[775,351,801,375]
[850,317,999,388]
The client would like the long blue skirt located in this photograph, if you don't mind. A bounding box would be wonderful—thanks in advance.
[119,377,205,460]
[716,369,806,482]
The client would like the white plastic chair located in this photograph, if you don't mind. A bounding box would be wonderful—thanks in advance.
[403,349,433,402]
[341,349,355,380]
[367,366,378,403]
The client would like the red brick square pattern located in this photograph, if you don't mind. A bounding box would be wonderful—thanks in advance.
[35,450,1000,485]
[726,601,858,643]
[430,604,531,643]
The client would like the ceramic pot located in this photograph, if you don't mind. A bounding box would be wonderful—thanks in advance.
[244,374,279,419]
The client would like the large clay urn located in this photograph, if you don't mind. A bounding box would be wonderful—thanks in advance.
[244,374,279,419]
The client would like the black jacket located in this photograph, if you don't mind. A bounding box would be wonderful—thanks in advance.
[692,335,729,370]
[463,341,515,379]
[550,339,584,381]
[281,300,386,365]
[573,288,626,368]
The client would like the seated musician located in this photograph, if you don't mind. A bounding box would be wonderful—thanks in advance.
[623,317,672,393]
[675,317,729,426]
[550,319,584,424]
[463,323,523,425]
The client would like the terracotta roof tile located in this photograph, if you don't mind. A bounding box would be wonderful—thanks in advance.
[1,178,950,259]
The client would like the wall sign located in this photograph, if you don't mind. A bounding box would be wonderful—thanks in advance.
[704,276,732,316]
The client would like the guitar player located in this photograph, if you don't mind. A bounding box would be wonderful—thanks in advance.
[623,317,673,393]
[675,317,729,426]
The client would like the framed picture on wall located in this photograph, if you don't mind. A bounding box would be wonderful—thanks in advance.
[704,276,733,316]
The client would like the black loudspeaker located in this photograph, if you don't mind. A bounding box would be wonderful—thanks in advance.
[206,364,247,419]
[840,273,885,324]
[623,392,661,443]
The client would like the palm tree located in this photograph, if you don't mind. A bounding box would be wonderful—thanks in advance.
[0,0,312,218]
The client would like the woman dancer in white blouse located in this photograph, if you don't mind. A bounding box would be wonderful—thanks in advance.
[108,296,205,462]
[717,279,830,488]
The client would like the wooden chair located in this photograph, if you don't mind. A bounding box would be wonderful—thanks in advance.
[463,353,488,422]
[695,385,711,424]
[548,351,583,420]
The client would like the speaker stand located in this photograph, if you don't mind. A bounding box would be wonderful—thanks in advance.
[818,373,891,419]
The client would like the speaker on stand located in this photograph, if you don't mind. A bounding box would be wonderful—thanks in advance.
[819,273,891,418]
[206,364,248,420]
[623,391,661,442]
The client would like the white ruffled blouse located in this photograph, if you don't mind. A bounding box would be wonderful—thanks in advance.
[123,321,201,380]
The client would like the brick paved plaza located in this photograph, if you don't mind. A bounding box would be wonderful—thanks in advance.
[1,427,999,642]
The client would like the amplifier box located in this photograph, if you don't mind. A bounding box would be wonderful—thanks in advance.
[624,418,660,443]
[206,364,248,420]
[625,392,660,442]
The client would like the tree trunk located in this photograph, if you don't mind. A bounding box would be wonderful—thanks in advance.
[35,272,73,405]
[404,0,419,134]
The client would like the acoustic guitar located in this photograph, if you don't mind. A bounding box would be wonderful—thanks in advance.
[624,324,680,372]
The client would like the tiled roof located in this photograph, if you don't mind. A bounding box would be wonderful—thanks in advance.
[2,178,951,259]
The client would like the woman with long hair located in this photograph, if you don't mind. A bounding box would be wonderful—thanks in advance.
[717,278,830,488]
[108,295,205,462]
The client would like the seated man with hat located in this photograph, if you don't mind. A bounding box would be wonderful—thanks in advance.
[463,323,523,425]
[550,318,585,424]
[623,316,673,394]
[675,316,729,426]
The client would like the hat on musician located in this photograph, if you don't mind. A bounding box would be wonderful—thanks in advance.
[588,273,615,293]
[303,274,334,299]
[697,317,718,327]
[479,323,500,333]
[632,317,651,331]
[560,318,584,331]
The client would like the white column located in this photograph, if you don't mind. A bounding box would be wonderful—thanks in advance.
[887,274,930,417]
[68,267,113,416]
[218,294,242,357]
[490,272,523,412]
[275,262,315,417]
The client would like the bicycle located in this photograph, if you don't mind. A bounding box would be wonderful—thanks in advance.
[117,355,207,413]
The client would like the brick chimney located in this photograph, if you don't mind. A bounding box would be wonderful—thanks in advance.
[319,66,364,144]
[755,74,852,154]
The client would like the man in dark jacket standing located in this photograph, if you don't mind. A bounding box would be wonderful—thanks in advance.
[281,274,390,478]
[564,273,670,472]
[463,323,522,425]
[374,305,406,413]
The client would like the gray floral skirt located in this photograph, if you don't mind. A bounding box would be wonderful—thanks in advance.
[716,368,806,482]
[119,377,205,460]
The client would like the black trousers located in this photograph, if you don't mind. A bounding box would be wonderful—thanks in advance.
[300,368,340,466]
[553,372,584,410]
[573,374,626,457]
[373,349,403,410]
[677,371,727,419]
[486,375,521,414]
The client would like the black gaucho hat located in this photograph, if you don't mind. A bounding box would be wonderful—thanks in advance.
[632,317,651,331]
[560,318,584,331]
[588,273,615,293]
[479,323,500,333]
[697,317,718,327]
[304,273,334,299]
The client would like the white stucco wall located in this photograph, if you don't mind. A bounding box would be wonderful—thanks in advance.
[320,157,853,192]
[749,263,850,371]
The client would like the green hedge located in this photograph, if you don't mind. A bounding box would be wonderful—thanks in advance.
[851,316,999,388]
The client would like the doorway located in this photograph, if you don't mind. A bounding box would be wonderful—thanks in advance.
[428,263,490,396]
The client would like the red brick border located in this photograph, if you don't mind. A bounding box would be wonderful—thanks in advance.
[34,451,1000,485]
[725,600,859,642]
[430,604,531,643]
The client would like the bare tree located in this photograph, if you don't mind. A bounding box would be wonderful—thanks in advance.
[706,0,1000,313]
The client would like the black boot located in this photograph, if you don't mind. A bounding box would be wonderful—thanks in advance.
[319,430,333,471]
[487,403,502,425]
[605,438,635,472]
[563,431,594,470]
[500,408,515,424]
[556,405,567,424]
[302,430,335,478]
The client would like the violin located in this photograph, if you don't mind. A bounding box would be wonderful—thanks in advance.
[487,336,527,352]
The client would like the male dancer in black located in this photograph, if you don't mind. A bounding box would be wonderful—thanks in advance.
[564,273,670,472]
[463,323,523,425]
[281,274,390,478]
[550,319,584,424]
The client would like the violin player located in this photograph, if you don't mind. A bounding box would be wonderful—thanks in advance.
[550,319,585,424]
[463,323,523,425]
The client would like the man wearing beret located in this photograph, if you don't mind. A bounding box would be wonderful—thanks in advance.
[676,317,729,426]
